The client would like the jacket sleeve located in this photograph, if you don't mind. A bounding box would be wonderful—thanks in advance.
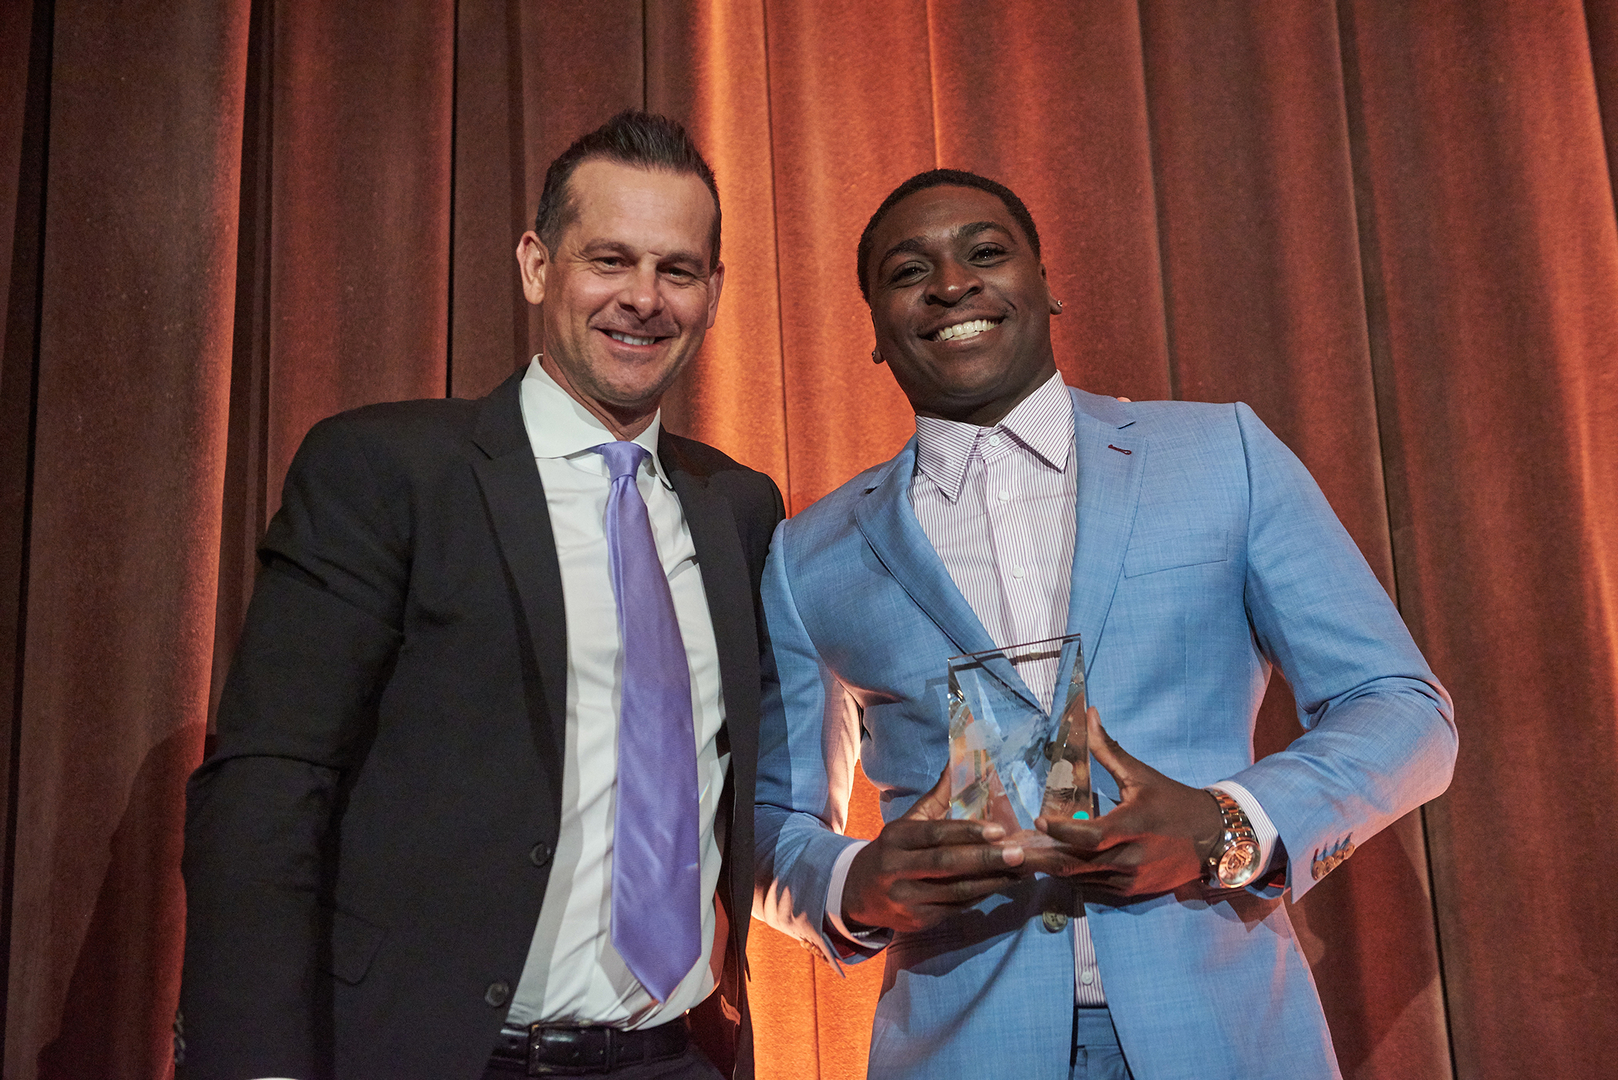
[1227,402,1457,901]
[752,519,871,966]
[179,415,409,1079]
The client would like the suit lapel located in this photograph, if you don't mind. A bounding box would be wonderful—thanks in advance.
[1061,389,1145,687]
[852,441,1042,711]
[660,434,759,983]
[662,436,759,806]
[470,373,568,763]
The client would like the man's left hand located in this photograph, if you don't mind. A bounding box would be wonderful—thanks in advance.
[1032,707,1225,897]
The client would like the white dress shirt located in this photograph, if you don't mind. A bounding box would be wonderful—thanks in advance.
[504,358,728,1031]
[825,373,1278,1004]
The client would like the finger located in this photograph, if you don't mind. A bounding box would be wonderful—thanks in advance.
[1086,706,1143,792]
[894,872,1025,909]
[1036,815,1107,851]
[1019,844,1103,877]
[887,834,1027,877]
[1031,841,1137,881]
[884,817,1011,852]
[902,766,955,823]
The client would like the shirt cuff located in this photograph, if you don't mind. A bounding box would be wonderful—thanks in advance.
[1208,779,1279,876]
[824,840,891,952]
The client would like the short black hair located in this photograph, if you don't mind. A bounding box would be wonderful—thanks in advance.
[534,110,722,269]
[856,169,1041,302]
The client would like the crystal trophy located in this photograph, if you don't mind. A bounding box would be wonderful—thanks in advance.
[946,633,1097,842]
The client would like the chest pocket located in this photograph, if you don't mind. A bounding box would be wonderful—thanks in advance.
[1122,530,1233,578]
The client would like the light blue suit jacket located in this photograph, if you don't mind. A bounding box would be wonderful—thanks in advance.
[754,388,1455,1079]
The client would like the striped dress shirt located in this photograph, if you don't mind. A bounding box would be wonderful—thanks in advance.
[909,372,1105,1004]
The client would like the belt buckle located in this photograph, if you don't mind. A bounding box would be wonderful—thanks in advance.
[527,1023,614,1076]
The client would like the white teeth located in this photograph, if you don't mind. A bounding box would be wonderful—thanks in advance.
[933,318,998,342]
[608,331,656,346]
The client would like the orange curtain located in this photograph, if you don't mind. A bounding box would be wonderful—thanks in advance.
[2,2,1615,1078]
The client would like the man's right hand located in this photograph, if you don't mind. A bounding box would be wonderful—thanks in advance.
[840,770,1028,933]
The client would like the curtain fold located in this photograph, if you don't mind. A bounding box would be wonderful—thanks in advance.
[1,2,1613,1078]
[1341,4,1618,1076]
[2,2,251,1076]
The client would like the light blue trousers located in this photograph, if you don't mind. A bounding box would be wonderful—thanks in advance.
[1070,1007,1135,1080]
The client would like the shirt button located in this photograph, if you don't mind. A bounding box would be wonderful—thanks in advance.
[1013,566,1026,579]
[987,433,1002,447]
[1080,968,1096,986]
[529,842,554,868]
[998,489,1011,502]
[484,980,512,1007]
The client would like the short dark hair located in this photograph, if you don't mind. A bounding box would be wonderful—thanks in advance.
[534,110,722,269]
[856,169,1042,302]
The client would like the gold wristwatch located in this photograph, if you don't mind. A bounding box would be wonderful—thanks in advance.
[1202,787,1261,888]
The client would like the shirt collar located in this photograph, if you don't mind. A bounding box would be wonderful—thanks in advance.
[913,372,1073,503]
[518,356,671,487]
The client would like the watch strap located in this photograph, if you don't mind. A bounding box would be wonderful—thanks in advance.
[1203,787,1260,888]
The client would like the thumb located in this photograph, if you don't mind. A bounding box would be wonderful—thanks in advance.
[904,765,954,821]
[1085,706,1141,793]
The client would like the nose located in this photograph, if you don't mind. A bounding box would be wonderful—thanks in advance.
[618,259,665,320]
[927,257,981,305]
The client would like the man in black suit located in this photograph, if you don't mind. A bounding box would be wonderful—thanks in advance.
[180,112,783,1080]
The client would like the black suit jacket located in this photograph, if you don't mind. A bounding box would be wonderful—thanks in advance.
[180,371,784,1080]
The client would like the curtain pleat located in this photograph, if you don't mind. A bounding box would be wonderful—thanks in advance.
[2,2,251,1076]
[262,0,455,507]
[1,3,1614,1078]
[1341,4,1618,1077]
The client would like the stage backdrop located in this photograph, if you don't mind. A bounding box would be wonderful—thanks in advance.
[2,1,1615,1078]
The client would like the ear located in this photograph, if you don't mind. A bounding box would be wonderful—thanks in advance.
[517,231,550,306]
[703,261,726,329]
[1043,265,1061,316]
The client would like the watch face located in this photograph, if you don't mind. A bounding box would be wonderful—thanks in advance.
[1218,841,1260,888]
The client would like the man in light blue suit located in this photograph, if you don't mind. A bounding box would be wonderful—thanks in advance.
[753,170,1455,1079]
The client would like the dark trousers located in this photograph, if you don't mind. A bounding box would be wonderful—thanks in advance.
[482,1043,724,1080]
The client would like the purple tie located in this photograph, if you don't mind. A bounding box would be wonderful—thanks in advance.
[593,440,701,1002]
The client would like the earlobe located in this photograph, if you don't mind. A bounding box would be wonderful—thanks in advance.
[1042,265,1062,316]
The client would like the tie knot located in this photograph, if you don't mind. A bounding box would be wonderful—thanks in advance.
[594,440,650,482]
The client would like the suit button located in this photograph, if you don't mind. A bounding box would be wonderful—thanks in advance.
[1042,911,1069,932]
[529,842,554,868]
[485,980,511,1008]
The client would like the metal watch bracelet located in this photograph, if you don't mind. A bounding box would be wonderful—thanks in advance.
[1202,787,1261,888]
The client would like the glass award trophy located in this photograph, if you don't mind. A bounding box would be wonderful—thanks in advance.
[946,632,1097,843]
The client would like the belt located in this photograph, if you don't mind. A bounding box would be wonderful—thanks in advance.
[488,1020,689,1076]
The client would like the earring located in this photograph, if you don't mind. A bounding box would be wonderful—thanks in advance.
[1055,299,1064,311]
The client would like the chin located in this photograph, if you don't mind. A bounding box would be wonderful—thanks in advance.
[594,368,682,412]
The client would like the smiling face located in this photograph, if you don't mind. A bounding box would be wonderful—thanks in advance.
[864,185,1059,426]
[516,159,724,438]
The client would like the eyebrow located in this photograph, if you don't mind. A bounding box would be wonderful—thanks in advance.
[878,221,1014,268]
